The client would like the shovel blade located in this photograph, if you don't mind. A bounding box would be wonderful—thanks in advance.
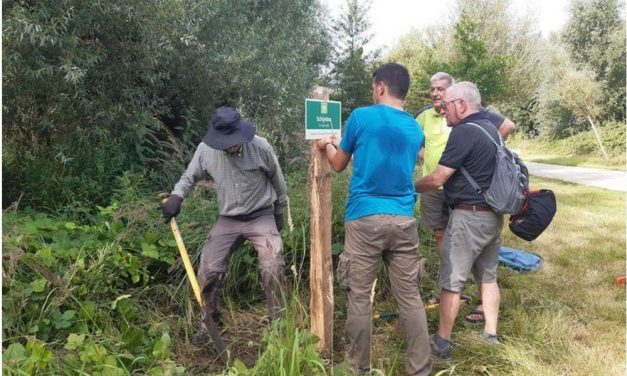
[202,309,229,364]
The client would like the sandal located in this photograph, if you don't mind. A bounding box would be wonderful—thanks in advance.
[464,299,485,323]
[427,294,472,306]
[465,309,485,323]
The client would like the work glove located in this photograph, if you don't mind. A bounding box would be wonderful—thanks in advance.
[274,212,284,232]
[161,194,183,224]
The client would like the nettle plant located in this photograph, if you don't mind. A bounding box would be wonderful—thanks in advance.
[2,203,184,374]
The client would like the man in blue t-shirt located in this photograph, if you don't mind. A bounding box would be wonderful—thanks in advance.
[317,63,431,376]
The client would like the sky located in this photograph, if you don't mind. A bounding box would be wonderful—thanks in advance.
[322,0,571,53]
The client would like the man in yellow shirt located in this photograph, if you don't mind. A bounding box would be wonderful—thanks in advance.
[416,72,516,322]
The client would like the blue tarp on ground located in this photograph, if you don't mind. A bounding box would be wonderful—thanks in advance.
[499,246,542,272]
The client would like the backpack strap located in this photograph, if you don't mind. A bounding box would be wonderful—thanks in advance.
[459,122,502,195]
[460,167,483,195]
[465,122,504,147]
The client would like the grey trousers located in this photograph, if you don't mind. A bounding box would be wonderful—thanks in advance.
[339,215,432,376]
[197,214,286,320]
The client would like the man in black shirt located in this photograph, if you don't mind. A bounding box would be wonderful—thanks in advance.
[415,82,503,360]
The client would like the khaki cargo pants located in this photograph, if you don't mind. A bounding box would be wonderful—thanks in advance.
[338,215,431,376]
[196,214,286,322]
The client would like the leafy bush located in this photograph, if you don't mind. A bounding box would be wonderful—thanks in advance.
[2,0,332,211]
[2,203,187,374]
[507,119,626,170]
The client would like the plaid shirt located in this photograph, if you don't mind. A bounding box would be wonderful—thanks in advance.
[172,136,287,216]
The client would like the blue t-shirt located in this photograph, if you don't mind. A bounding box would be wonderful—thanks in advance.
[339,104,423,221]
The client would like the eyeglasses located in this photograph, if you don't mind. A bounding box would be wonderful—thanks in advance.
[439,98,463,110]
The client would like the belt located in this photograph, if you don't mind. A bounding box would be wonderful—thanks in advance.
[223,206,274,221]
[453,203,493,212]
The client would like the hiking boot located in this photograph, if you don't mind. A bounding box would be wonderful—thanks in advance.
[191,314,223,345]
[429,333,452,361]
[191,327,212,345]
[479,331,501,345]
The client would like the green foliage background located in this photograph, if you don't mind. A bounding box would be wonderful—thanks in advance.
[2,0,626,374]
[3,0,331,211]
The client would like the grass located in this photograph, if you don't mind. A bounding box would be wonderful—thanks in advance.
[4,169,624,375]
[506,126,626,170]
[364,176,625,375]
[163,175,625,375]
[159,175,625,375]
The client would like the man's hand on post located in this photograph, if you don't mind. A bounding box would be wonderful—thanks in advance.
[161,194,183,224]
[317,137,332,151]
[274,212,284,232]
[318,135,339,150]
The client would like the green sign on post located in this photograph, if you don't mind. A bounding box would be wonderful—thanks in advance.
[305,99,341,140]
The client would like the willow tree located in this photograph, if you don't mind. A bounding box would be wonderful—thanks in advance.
[2,0,331,209]
[562,0,626,122]
[554,67,609,159]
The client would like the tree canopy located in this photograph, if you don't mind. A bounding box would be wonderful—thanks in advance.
[3,0,331,210]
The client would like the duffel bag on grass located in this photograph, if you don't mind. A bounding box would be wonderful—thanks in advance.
[509,189,557,241]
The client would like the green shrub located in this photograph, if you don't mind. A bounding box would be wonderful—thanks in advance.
[508,119,626,168]
[2,203,187,374]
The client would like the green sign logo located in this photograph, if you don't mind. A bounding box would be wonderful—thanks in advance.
[305,99,341,140]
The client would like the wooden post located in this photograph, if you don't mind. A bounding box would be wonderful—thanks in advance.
[308,86,334,352]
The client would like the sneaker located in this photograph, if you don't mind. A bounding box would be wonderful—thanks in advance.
[429,333,452,361]
[479,331,501,345]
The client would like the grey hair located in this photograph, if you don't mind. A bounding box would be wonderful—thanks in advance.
[430,72,455,86]
[449,81,481,110]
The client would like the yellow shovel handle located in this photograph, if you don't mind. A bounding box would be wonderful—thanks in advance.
[161,195,203,307]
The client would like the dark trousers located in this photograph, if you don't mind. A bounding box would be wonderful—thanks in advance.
[197,214,286,321]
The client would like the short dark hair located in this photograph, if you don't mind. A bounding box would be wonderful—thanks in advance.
[372,62,410,100]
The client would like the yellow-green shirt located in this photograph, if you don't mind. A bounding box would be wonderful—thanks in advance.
[416,106,452,178]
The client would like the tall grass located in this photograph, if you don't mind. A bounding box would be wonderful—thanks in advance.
[5,165,624,375]
[222,223,328,376]
[507,123,626,170]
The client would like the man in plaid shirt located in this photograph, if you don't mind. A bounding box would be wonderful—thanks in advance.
[161,106,288,342]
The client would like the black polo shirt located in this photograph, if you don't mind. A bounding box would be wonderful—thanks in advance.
[438,112,499,207]
[479,107,505,128]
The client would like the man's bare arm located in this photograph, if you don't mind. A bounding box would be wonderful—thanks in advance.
[499,118,516,140]
[415,164,456,193]
[316,136,352,172]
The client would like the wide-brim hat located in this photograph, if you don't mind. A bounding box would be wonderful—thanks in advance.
[202,107,256,150]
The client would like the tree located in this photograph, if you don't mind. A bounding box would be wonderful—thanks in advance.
[330,0,376,119]
[2,0,332,210]
[404,13,511,106]
[387,25,452,113]
[389,0,540,113]
[562,0,626,122]
[456,0,545,109]
[554,67,609,159]
[446,14,511,105]
[562,0,624,78]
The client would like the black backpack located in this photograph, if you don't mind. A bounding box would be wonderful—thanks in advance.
[509,189,557,241]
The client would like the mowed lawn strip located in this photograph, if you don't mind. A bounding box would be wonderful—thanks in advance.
[506,133,626,171]
[363,176,625,375]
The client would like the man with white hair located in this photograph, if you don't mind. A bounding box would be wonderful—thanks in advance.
[416,72,515,323]
[415,82,503,360]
